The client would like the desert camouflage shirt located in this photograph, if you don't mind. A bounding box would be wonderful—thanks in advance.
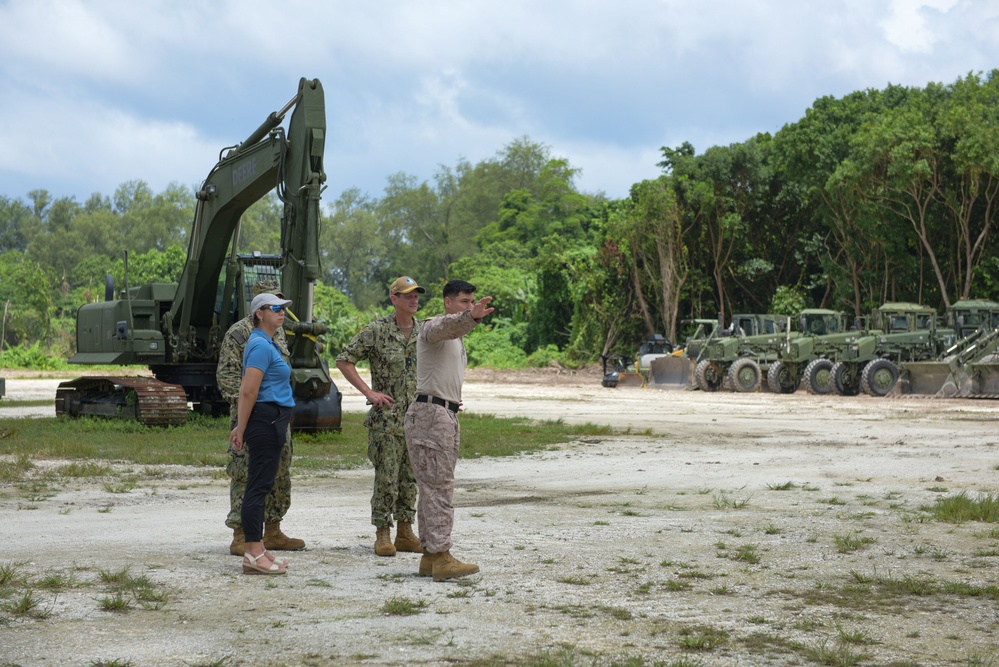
[336,315,421,434]
[217,316,291,405]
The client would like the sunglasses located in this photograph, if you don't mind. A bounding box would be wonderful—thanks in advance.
[265,305,286,313]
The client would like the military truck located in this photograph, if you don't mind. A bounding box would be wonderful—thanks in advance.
[830,303,953,397]
[692,314,791,392]
[766,309,866,395]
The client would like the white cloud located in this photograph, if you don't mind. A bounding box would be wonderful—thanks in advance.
[1,0,998,205]
[881,0,960,54]
[0,87,215,198]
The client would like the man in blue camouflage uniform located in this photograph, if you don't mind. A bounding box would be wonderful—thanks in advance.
[217,281,304,556]
[336,276,424,556]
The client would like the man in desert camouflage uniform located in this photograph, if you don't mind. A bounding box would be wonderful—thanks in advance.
[336,276,424,557]
[217,280,305,556]
[405,279,493,581]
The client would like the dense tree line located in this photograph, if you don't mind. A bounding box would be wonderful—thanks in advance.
[1,71,997,367]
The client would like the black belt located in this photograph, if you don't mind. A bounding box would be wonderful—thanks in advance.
[415,394,459,413]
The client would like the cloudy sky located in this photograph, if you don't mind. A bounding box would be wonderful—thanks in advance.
[1,0,996,207]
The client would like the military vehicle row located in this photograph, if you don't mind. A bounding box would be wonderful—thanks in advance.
[614,299,999,398]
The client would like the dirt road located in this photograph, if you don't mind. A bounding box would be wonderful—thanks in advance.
[1,371,998,666]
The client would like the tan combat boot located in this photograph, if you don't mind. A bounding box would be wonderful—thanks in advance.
[264,522,306,550]
[431,550,479,582]
[374,526,396,556]
[394,521,422,553]
[418,550,435,577]
[230,527,245,556]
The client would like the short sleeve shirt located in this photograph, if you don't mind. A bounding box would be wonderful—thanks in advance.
[243,329,295,407]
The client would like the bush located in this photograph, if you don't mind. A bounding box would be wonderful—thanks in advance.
[0,341,70,370]
[465,322,529,369]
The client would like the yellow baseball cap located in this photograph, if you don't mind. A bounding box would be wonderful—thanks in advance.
[389,276,426,295]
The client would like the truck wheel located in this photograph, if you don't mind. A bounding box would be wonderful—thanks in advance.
[695,360,725,392]
[861,359,899,397]
[728,358,762,392]
[803,358,834,395]
[766,360,799,394]
[831,361,861,396]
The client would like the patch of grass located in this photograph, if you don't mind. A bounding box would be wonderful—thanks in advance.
[53,461,114,478]
[731,544,761,564]
[557,575,593,586]
[929,490,999,523]
[0,412,617,471]
[97,591,133,613]
[837,626,875,645]
[3,589,49,618]
[0,451,34,478]
[381,596,426,616]
[818,496,847,506]
[833,534,876,554]
[713,492,752,509]
[677,625,728,651]
[801,639,868,665]
[0,561,23,587]
[35,571,75,590]
[767,481,797,490]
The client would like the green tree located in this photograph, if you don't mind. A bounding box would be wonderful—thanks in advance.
[0,195,31,252]
[321,188,387,308]
[0,251,54,346]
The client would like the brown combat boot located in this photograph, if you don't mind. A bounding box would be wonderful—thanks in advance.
[418,550,435,577]
[431,550,479,582]
[394,521,422,553]
[264,522,306,551]
[230,527,245,556]
[374,526,396,556]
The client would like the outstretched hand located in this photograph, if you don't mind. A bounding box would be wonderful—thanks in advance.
[472,296,494,321]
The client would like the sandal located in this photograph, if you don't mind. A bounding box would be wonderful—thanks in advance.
[242,551,287,575]
[264,550,290,568]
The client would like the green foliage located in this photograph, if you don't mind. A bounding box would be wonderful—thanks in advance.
[0,341,69,369]
[312,281,384,359]
[0,251,54,346]
[770,285,808,316]
[4,72,999,366]
[465,320,529,368]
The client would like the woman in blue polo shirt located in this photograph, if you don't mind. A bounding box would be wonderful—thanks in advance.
[230,292,296,575]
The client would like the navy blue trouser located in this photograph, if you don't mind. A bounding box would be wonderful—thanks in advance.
[241,402,293,543]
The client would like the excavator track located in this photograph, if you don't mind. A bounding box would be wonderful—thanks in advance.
[55,376,189,427]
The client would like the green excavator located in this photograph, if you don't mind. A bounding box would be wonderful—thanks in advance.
[56,78,341,431]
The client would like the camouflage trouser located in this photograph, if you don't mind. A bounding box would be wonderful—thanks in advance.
[404,402,459,553]
[225,418,294,529]
[368,428,418,528]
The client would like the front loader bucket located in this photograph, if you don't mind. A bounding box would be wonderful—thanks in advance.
[896,362,972,398]
[648,356,695,390]
[971,363,999,396]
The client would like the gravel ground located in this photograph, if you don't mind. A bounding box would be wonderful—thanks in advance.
[1,370,998,666]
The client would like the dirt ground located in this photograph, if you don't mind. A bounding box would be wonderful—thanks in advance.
[1,368,998,666]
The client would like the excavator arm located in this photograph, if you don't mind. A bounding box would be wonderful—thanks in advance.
[62,78,340,430]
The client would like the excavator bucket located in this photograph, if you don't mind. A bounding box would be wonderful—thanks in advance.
[648,356,696,390]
